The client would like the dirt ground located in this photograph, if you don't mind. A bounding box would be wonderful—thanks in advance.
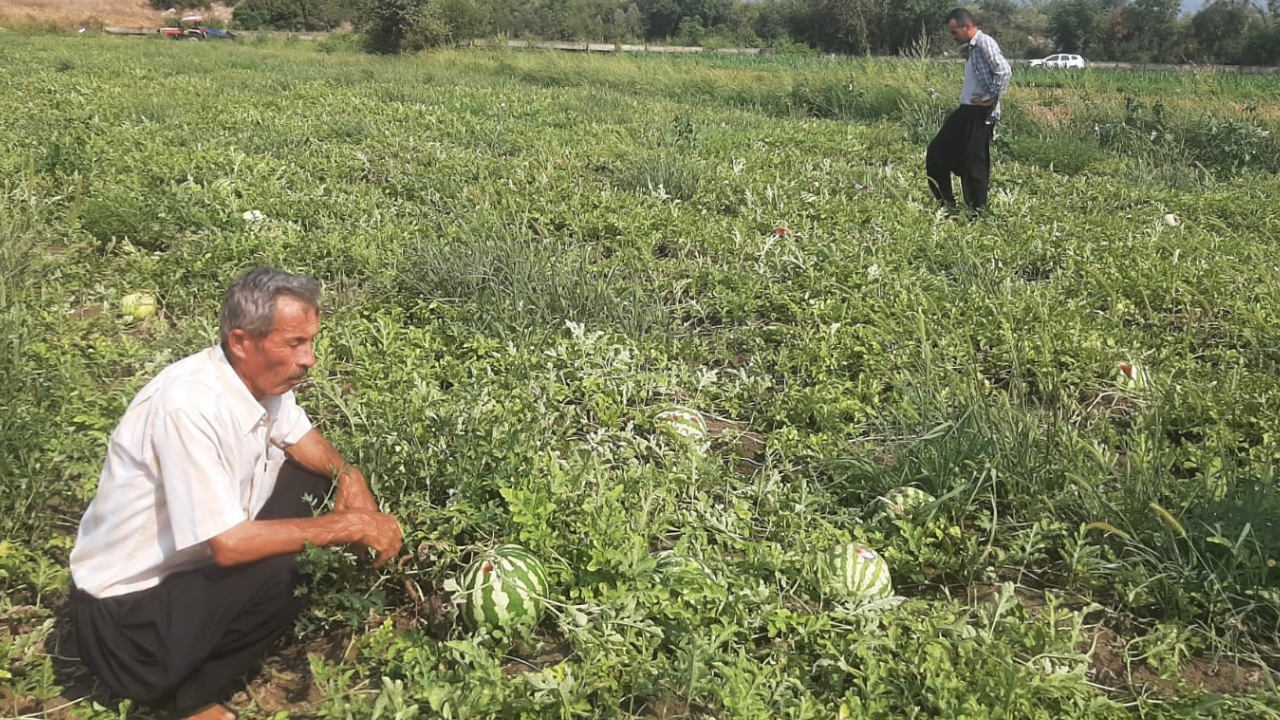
[0,0,232,31]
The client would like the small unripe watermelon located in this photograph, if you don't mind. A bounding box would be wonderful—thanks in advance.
[459,544,550,631]
[824,543,892,603]
[654,406,707,442]
[120,292,157,320]
[881,486,934,518]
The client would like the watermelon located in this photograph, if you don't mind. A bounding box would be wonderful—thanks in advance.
[824,543,892,602]
[120,292,157,321]
[880,486,934,518]
[459,544,550,631]
[654,406,707,442]
[1115,362,1150,390]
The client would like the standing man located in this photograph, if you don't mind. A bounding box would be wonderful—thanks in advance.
[926,8,1012,211]
[69,267,403,720]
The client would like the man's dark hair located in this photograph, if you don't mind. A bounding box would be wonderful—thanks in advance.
[945,8,976,26]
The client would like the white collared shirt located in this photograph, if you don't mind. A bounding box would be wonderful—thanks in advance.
[70,346,313,598]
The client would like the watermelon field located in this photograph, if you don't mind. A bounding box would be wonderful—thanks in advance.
[4,33,1280,719]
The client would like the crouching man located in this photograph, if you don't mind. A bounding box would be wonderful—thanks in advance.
[69,267,402,720]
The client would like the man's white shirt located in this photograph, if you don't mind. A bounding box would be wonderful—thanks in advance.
[70,346,313,599]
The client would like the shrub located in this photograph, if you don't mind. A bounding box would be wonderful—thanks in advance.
[788,79,909,122]
[1184,116,1278,175]
[311,31,361,53]
[361,0,450,54]
[396,225,666,337]
[610,153,701,201]
[1006,135,1104,175]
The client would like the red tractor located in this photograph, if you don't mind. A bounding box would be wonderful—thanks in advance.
[158,15,235,40]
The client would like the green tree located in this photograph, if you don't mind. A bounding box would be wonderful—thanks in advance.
[532,0,574,38]
[676,14,706,42]
[1191,0,1259,63]
[613,3,645,40]
[977,0,1022,39]
[232,0,349,31]
[1243,21,1280,63]
[750,0,794,42]
[788,0,886,54]
[435,0,490,40]
[362,0,450,53]
[485,0,539,36]
[1048,0,1109,55]
[1120,0,1180,60]
[980,0,1054,58]
[635,0,732,39]
[637,0,681,36]
[884,0,954,53]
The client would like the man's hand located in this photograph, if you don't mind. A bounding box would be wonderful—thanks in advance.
[347,510,403,567]
[285,429,378,512]
[208,510,402,568]
[971,95,996,107]
[271,428,400,565]
[333,465,379,514]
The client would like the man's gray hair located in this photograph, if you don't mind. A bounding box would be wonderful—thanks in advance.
[219,267,321,346]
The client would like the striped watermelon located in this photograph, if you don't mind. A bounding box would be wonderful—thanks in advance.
[459,544,550,631]
[824,543,892,602]
[654,406,707,442]
[880,486,935,518]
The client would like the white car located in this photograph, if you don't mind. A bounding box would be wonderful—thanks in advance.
[1030,53,1085,69]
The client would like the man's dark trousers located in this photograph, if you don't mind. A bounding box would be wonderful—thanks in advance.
[71,464,329,713]
[927,104,995,208]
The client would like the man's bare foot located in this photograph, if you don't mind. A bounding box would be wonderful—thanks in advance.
[185,703,236,720]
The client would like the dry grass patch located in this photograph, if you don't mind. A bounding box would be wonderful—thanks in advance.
[0,0,231,30]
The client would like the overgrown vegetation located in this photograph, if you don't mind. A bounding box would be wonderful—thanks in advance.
[231,0,358,32]
[2,37,1280,719]
[214,0,1280,63]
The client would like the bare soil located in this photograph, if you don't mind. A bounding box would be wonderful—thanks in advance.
[0,0,231,31]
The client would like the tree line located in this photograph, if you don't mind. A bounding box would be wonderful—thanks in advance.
[224,0,1280,64]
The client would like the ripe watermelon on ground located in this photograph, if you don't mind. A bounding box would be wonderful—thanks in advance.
[654,406,707,442]
[823,543,892,603]
[1115,361,1150,390]
[459,544,550,631]
[120,292,157,320]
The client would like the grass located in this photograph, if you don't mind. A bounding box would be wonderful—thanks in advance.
[2,35,1280,719]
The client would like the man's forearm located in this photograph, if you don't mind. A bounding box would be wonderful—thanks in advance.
[207,513,367,567]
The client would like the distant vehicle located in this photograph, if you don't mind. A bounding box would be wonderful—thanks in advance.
[1030,53,1085,69]
[158,15,235,40]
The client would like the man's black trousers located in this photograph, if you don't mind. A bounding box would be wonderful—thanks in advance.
[926,104,996,208]
[71,463,329,713]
